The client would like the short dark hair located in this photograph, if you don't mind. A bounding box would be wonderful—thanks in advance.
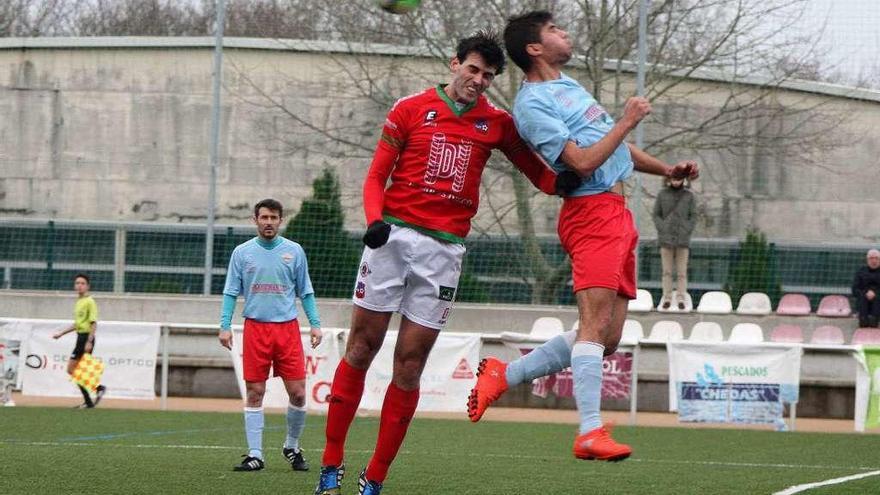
[74,273,90,285]
[456,30,506,75]
[254,198,283,217]
[504,10,554,72]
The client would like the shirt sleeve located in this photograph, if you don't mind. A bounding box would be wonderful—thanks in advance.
[222,247,243,297]
[88,299,98,323]
[363,100,410,225]
[300,293,321,328]
[515,92,571,166]
[293,245,315,299]
[498,113,558,195]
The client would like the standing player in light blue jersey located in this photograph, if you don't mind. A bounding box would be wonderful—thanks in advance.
[219,198,323,472]
[469,10,699,461]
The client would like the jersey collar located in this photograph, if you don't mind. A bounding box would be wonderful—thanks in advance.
[435,85,477,117]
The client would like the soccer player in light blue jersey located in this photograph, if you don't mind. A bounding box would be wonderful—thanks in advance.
[218,198,323,472]
[469,10,699,462]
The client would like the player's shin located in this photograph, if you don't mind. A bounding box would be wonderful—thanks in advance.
[571,342,604,434]
[322,360,367,467]
[244,407,264,459]
[364,383,419,483]
[505,330,576,386]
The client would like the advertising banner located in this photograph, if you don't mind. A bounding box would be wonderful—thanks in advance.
[229,327,342,412]
[855,346,880,431]
[361,332,480,413]
[19,320,160,399]
[0,338,20,404]
[668,342,801,424]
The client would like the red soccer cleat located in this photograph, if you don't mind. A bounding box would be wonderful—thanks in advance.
[572,424,632,461]
[467,357,509,422]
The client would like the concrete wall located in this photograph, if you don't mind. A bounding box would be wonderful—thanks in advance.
[1,38,880,243]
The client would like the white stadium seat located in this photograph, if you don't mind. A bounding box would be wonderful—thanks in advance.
[696,291,733,314]
[736,292,772,316]
[728,323,764,343]
[628,289,654,313]
[689,321,724,342]
[656,291,693,313]
[529,317,564,340]
[620,319,644,345]
[647,320,684,342]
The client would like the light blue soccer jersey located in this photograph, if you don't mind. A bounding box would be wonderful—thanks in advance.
[222,237,314,323]
[513,73,633,196]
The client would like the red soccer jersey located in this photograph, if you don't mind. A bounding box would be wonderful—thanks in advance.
[363,85,556,241]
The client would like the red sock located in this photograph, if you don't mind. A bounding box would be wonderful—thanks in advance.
[321,359,367,467]
[364,383,419,483]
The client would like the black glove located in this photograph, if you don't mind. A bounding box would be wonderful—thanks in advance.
[555,170,581,196]
[363,220,391,249]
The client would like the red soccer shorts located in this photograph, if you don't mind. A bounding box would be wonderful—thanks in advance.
[243,318,305,382]
[557,192,638,299]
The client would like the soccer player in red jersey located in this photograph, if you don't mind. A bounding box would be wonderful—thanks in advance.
[315,31,570,495]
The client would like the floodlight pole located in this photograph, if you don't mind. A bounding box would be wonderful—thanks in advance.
[204,0,226,295]
[632,0,649,282]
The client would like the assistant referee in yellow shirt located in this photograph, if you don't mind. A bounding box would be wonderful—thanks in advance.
[53,273,106,408]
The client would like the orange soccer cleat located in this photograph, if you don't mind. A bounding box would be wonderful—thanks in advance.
[466,357,509,422]
[572,424,632,462]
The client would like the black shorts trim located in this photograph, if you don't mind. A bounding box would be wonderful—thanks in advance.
[70,333,93,360]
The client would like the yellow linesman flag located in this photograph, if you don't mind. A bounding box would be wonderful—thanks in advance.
[71,353,105,392]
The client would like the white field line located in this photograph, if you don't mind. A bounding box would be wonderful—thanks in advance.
[772,470,880,495]
[3,440,880,473]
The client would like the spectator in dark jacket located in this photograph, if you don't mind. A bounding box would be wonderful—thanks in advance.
[853,249,880,327]
[652,178,697,310]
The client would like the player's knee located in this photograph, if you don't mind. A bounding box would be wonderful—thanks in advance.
[394,357,426,388]
[345,341,379,369]
[289,393,306,408]
[245,388,265,406]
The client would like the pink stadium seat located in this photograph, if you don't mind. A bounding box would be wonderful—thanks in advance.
[770,324,804,343]
[809,325,845,345]
[851,328,880,345]
[816,295,851,317]
[776,293,811,316]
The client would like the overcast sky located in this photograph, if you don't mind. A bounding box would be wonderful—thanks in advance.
[803,0,880,85]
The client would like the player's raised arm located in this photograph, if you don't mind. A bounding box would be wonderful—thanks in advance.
[627,143,700,180]
[362,102,410,249]
[559,96,650,177]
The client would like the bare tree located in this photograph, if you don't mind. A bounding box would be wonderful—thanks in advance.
[1,0,855,303]
[0,0,80,36]
[227,0,852,303]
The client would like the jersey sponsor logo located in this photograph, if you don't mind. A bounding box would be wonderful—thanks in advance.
[281,252,294,264]
[584,103,607,123]
[474,119,489,134]
[553,89,574,108]
[452,358,474,379]
[438,285,456,301]
[355,281,366,299]
[250,283,287,294]
[425,133,472,193]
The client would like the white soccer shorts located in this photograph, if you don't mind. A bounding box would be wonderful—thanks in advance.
[352,224,465,330]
